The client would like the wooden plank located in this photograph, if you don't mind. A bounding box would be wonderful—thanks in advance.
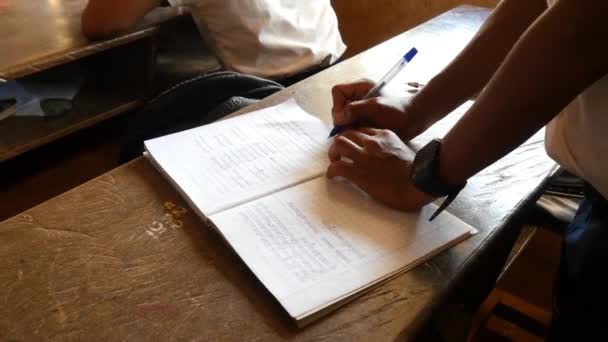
[0,0,180,81]
[493,291,552,326]
[495,228,562,320]
[485,316,545,342]
[0,91,141,162]
[0,35,157,162]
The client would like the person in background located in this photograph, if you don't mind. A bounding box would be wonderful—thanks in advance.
[328,0,607,340]
[83,0,347,161]
[81,0,346,84]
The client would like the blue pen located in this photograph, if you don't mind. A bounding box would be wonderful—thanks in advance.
[329,47,418,137]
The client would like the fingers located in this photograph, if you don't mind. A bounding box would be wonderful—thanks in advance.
[328,135,366,163]
[330,129,386,160]
[355,127,382,136]
[331,79,375,125]
[342,128,407,157]
[326,160,369,190]
[343,97,385,126]
[338,129,370,146]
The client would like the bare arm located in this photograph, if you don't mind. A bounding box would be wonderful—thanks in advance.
[332,0,548,141]
[81,0,160,39]
[439,0,608,185]
[408,0,548,126]
[327,0,608,212]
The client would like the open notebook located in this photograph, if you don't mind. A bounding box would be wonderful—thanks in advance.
[144,99,477,326]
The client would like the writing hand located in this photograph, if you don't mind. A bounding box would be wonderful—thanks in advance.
[331,79,376,125]
[331,81,431,141]
[326,127,434,211]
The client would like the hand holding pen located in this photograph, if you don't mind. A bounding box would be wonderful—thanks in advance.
[329,47,418,137]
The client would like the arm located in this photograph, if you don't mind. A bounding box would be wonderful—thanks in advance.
[407,0,548,126]
[331,0,547,140]
[439,0,608,186]
[327,0,608,212]
[82,0,160,39]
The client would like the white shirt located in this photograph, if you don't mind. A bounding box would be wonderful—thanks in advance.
[545,0,608,198]
[168,0,346,79]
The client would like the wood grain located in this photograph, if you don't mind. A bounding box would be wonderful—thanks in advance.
[332,0,498,57]
[0,98,140,163]
[0,0,173,81]
[0,0,161,161]
[0,6,557,341]
[0,37,157,163]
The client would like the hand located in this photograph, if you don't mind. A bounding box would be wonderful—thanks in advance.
[331,80,431,141]
[331,79,376,125]
[326,128,434,211]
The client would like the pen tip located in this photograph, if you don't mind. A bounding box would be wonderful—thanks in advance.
[328,126,342,138]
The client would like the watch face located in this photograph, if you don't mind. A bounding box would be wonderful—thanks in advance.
[414,146,435,174]
[412,138,466,197]
[411,138,445,196]
[412,139,441,183]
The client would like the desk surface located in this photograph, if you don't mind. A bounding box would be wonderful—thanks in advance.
[0,6,556,341]
[0,0,164,81]
[0,0,187,162]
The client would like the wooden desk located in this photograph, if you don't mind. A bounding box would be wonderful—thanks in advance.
[0,0,165,81]
[0,0,153,163]
[0,6,556,341]
[0,0,189,162]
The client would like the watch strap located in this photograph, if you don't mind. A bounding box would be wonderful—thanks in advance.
[429,186,463,221]
[411,138,466,220]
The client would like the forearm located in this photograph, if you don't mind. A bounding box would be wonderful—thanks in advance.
[409,0,547,124]
[82,0,160,39]
[439,0,608,185]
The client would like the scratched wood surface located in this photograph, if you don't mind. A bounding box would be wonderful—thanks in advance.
[0,6,557,341]
[0,0,160,161]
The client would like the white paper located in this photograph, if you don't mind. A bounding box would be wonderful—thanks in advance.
[145,99,477,323]
[145,99,331,215]
[209,177,475,319]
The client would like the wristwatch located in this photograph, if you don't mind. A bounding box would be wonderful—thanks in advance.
[411,138,466,220]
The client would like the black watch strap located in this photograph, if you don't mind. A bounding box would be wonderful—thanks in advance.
[411,139,466,221]
[428,191,461,221]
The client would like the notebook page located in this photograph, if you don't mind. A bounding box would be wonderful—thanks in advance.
[209,177,476,321]
[144,100,331,216]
